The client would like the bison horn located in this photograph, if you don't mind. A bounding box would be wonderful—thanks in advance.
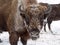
[19,5,25,13]
[44,5,52,14]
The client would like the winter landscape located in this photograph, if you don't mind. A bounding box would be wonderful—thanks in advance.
[0,0,60,45]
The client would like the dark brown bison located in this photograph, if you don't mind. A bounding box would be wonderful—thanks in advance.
[0,0,40,45]
[39,3,60,33]
[45,4,60,33]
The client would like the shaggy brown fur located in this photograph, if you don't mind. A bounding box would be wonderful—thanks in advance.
[8,0,40,45]
[0,0,18,44]
[0,0,40,45]
[0,0,18,32]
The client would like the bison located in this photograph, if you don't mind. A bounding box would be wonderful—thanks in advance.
[0,0,40,45]
[39,3,60,33]
[45,4,60,33]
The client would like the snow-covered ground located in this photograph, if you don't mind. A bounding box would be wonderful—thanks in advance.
[0,0,60,45]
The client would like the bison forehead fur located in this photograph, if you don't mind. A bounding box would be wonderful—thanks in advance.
[26,4,47,16]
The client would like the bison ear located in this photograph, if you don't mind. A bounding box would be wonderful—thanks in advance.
[20,12,30,25]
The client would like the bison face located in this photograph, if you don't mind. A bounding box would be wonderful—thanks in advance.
[19,4,45,40]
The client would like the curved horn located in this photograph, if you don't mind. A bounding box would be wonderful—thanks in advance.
[45,5,52,14]
[19,5,25,12]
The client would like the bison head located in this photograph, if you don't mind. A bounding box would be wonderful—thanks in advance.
[19,4,46,40]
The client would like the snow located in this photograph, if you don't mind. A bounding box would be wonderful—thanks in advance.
[37,0,60,4]
[0,0,60,45]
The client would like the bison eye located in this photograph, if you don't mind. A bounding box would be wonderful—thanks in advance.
[20,12,26,19]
